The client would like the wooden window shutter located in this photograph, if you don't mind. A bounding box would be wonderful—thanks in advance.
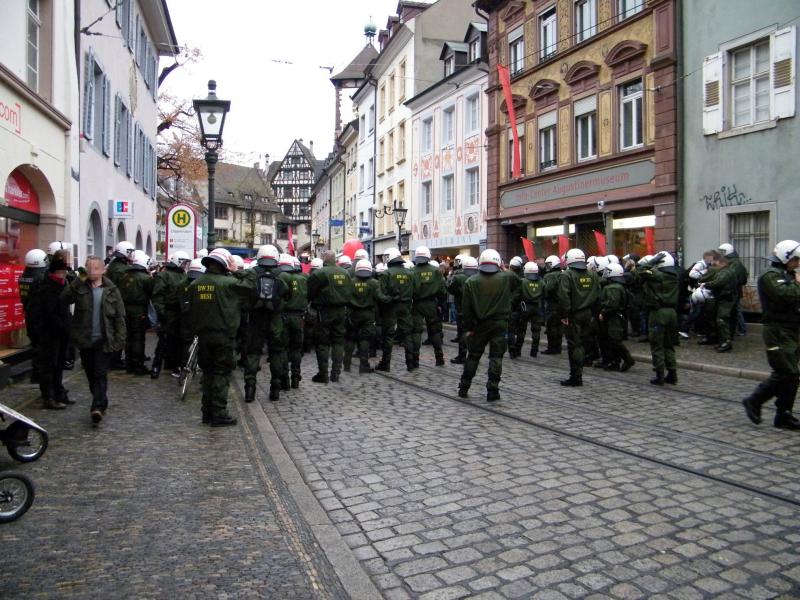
[113,95,121,166]
[702,51,723,135]
[771,25,796,120]
[82,51,95,140]
[102,76,111,156]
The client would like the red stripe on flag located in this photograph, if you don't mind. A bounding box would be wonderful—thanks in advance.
[287,226,295,256]
[644,227,655,255]
[558,235,570,260]
[521,237,536,262]
[593,230,607,256]
[497,64,521,179]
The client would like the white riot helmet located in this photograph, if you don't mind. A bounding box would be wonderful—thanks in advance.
[310,257,324,270]
[188,258,205,273]
[637,255,653,266]
[413,245,432,265]
[544,255,561,270]
[292,257,302,272]
[385,247,403,265]
[169,250,191,266]
[354,248,369,262]
[478,249,502,273]
[606,255,620,264]
[256,244,279,267]
[25,249,48,268]
[773,240,800,264]
[689,260,708,280]
[231,254,245,271]
[114,241,135,259]
[197,248,209,258]
[603,263,625,279]
[375,262,387,274]
[454,254,465,267]
[523,261,539,280]
[653,251,676,269]
[355,259,373,276]
[462,256,479,273]
[691,287,714,304]
[202,248,231,271]
[429,260,439,268]
[718,243,735,257]
[48,241,71,256]
[131,250,150,270]
[587,255,609,273]
[336,254,353,267]
[278,253,294,271]
[565,248,587,268]
[509,256,524,270]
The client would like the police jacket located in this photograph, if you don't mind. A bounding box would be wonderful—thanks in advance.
[18,267,46,314]
[381,263,416,303]
[61,276,127,352]
[557,267,600,317]
[278,271,308,312]
[105,258,128,288]
[30,274,71,340]
[447,270,469,310]
[307,264,353,307]
[187,271,255,339]
[351,276,383,311]
[461,271,514,330]
[600,281,628,316]
[120,267,154,317]
[152,266,187,318]
[702,266,738,301]
[520,276,544,305]
[758,263,800,326]
[414,263,446,302]
[640,267,679,310]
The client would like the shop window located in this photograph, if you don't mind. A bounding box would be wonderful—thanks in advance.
[619,79,643,150]
[730,211,770,284]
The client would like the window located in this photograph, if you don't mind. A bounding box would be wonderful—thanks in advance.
[468,36,481,63]
[387,132,394,166]
[442,107,455,145]
[398,60,406,100]
[137,22,146,67]
[618,0,644,20]
[214,228,227,240]
[421,181,432,215]
[359,115,366,140]
[540,8,557,61]
[389,73,395,110]
[538,112,557,170]
[114,96,131,169]
[509,27,525,75]
[575,96,597,161]
[466,167,479,207]
[465,94,480,134]
[730,211,770,283]
[509,124,527,176]
[444,55,455,77]
[620,79,643,150]
[368,158,374,186]
[575,0,597,43]
[397,121,406,161]
[260,233,272,245]
[422,117,433,153]
[441,175,454,212]
[379,84,386,120]
[368,105,375,131]
[731,41,771,128]
[359,164,365,190]
[83,52,112,156]
[378,139,385,172]
[397,181,405,208]
[26,0,40,90]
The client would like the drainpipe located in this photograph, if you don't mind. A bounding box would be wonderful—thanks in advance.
[369,76,378,262]
[675,0,684,266]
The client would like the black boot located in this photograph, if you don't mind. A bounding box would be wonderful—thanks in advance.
[375,359,391,372]
[542,348,561,355]
[281,377,291,391]
[665,369,678,384]
[529,348,538,358]
[486,389,500,403]
[312,371,329,383]
[343,357,351,372]
[560,376,582,387]
[359,360,374,374]
[406,351,416,372]
[774,411,800,430]
[742,396,762,424]
[150,365,161,379]
[269,386,280,402]
[202,411,211,424]
[716,341,732,353]
[244,381,256,403]
[650,369,665,385]
[458,384,469,398]
[435,354,445,366]
[291,374,301,389]
[210,415,237,427]
[450,356,465,364]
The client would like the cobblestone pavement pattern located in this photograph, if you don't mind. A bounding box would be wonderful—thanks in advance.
[1,341,348,600]
[264,339,800,600]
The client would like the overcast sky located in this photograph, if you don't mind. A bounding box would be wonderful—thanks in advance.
[161,0,405,167]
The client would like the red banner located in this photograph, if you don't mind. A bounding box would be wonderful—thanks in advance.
[558,235,570,259]
[644,227,655,255]
[497,64,521,179]
[287,226,295,256]
[4,170,40,214]
[521,237,536,262]
[593,231,607,256]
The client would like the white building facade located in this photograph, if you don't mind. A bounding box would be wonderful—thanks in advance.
[352,78,376,257]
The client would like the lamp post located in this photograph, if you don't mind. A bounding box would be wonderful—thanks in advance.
[374,201,408,254]
[311,229,321,256]
[193,80,231,251]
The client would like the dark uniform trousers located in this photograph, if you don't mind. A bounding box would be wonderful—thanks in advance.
[412,298,444,359]
[602,313,633,366]
[153,308,182,372]
[453,306,466,359]
[565,308,593,379]
[243,311,286,390]
[283,311,305,380]
[198,335,236,419]
[80,341,111,411]
[512,304,543,356]
[545,308,563,352]
[317,305,347,376]
[649,306,678,372]
[381,303,414,365]
[125,308,149,372]
[460,321,507,393]
[38,334,68,402]
[345,308,376,369]
[750,324,800,413]
[715,297,735,344]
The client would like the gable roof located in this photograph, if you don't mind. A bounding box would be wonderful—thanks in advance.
[194,161,279,210]
[330,44,379,83]
[440,41,469,60]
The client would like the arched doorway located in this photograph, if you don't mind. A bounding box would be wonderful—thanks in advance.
[87,209,103,258]
[116,222,126,245]
[135,229,143,250]
[145,233,153,257]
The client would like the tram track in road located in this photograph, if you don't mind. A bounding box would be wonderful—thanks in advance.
[373,365,800,509]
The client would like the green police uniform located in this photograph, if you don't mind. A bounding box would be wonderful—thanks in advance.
[599,280,634,370]
[240,265,289,400]
[187,268,255,422]
[307,262,353,382]
[376,262,416,371]
[543,268,564,353]
[19,266,47,382]
[511,275,544,357]
[412,262,447,366]
[557,267,600,385]
[150,265,187,376]
[345,274,383,373]
[278,269,308,388]
[743,262,800,428]
[459,270,514,401]
[702,264,738,347]
[105,257,129,367]
[447,268,469,363]
[640,263,679,383]
[119,266,154,374]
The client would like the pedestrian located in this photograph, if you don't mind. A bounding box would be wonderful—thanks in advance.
[187,248,255,426]
[18,249,48,384]
[150,251,189,378]
[457,249,514,402]
[278,256,308,389]
[411,246,447,367]
[119,250,154,375]
[61,255,127,423]
[376,248,415,372]
[542,255,564,354]
[639,251,680,385]
[557,249,600,387]
[307,250,353,383]
[344,259,382,374]
[510,261,544,358]
[31,252,73,409]
[742,240,800,430]
[598,263,635,371]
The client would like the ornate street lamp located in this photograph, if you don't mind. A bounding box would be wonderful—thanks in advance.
[374,201,408,252]
[193,80,231,250]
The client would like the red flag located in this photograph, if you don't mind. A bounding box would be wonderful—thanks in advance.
[644,227,655,255]
[593,231,607,255]
[287,226,295,256]
[497,64,521,179]
[521,237,536,262]
[558,235,570,259]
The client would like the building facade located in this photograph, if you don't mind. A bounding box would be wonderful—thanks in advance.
[683,0,797,311]
[78,0,177,261]
[406,22,489,260]
[477,0,677,261]
[352,75,377,255]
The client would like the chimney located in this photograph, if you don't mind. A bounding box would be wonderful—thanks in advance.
[309,140,314,154]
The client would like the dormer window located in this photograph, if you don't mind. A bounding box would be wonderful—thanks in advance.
[468,36,481,62]
[444,55,455,77]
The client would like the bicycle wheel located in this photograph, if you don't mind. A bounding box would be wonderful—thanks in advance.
[179,337,199,401]
[0,472,35,523]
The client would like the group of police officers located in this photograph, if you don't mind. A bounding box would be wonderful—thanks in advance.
[16,237,800,431]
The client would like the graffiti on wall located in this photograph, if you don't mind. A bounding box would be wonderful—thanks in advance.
[700,184,753,212]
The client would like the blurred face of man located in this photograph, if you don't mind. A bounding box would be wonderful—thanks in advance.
[85,258,105,283]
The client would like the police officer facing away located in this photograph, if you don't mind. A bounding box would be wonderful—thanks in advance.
[542,255,564,354]
[447,255,469,364]
[150,250,189,379]
[558,249,600,387]
[19,249,49,384]
[510,261,544,358]
[639,251,680,385]
[345,259,382,374]
[376,248,416,372]
[411,246,447,367]
[458,249,514,403]
[742,240,800,430]
[278,255,308,389]
[120,250,154,375]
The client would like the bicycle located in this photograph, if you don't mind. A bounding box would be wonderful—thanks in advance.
[179,336,199,401]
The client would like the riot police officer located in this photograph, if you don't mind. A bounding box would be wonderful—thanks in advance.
[448,255,469,364]
[345,259,383,374]
[506,256,524,350]
[742,240,800,430]
[150,251,190,378]
[639,251,679,385]
[511,261,544,358]
[411,246,447,367]
[598,263,635,372]
[107,241,134,368]
[278,254,307,389]
[19,249,48,383]
[120,250,154,375]
[376,248,415,372]
[542,255,564,354]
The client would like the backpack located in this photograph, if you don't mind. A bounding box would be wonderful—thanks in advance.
[257,271,278,311]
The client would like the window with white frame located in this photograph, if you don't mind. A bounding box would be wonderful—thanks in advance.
[731,40,771,128]
[619,79,643,150]
[387,131,394,165]
[466,167,479,207]
[575,96,597,161]
[26,0,40,90]
[575,0,596,43]
[465,94,480,134]
[508,123,526,176]
[443,107,455,145]
[368,158,374,186]
[540,8,557,61]
[444,55,455,77]
[359,115,365,140]
[114,96,131,169]
[538,111,557,170]
[618,0,644,20]
[729,211,770,283]
[379,85,386,120]
[389,74,395,110]
[441,174,454,212]
[359,164,365,191]
[368,105,375,131]
[468,36,481,62]
[422,117,433,152]
[83,52,112,157]
[378,139,385,172]
[508,26,524,75]
[398,60,406,100]
[422,181,432,216]
[398,121,406,161]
